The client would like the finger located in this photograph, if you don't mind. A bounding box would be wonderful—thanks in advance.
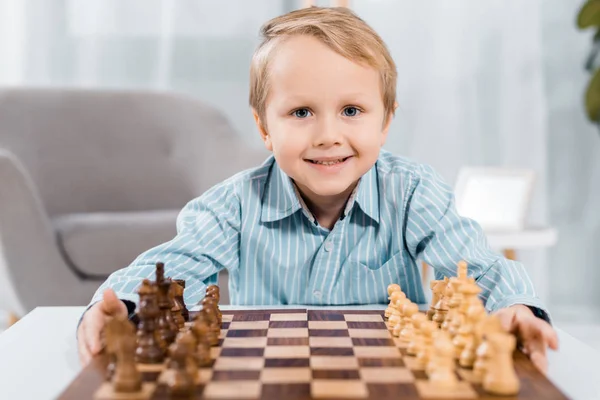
[77,323,92,366]
[540,322,559,350]
[494,308,517,333]
[84,309,106,355]
[529,349,548,374]
[101,289,127,317]
[525,336,548,372]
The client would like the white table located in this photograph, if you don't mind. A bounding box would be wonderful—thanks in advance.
[1,306,599,400]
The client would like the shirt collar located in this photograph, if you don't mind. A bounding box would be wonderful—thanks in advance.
[260,160,380,225]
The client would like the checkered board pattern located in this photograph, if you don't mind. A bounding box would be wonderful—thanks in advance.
[59,309,568,400]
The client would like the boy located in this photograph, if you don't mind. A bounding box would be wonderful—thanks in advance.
[78,6,558,372]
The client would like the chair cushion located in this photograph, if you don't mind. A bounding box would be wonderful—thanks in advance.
[53,210,179,278]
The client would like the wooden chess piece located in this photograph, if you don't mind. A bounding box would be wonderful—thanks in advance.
[155,263,178,346]
[112,316,142,393]
[441,277,463,333]
[483,332,520,396]
[173,279,190,322]
[407,313,427,356]
[165,340,195,397]
[459,299,486,368]
[198,304,220,347]
[399,303,419,342]
[432,282,451,328]
[190,314,212,367]
[416,320,437,369]
[202,297,222,336]
[175,330,198,383]
[135,279,165,363]
[387,292,410,331]
[428,331,458,388]
[384,284,401,319]
[427,278,448,321]
[170,281,186,330]
[206,286,222,326]
[473,314,503,383]
[453,279,481,359]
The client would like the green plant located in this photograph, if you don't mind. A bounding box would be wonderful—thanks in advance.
[577,0,600,122]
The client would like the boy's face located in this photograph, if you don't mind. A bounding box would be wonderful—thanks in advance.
[254,35,393,204]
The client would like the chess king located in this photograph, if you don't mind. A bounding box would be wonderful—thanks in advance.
[77,5,558,375]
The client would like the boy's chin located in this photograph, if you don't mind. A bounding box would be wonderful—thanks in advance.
[304,182,356,198]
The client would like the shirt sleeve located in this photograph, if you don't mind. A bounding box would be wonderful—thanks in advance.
[403,164,550,323]
[88,183,241,308]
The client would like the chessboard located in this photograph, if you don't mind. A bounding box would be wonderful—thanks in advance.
[59,308,568,400]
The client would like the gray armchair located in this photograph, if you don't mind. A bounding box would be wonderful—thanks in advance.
[0,88,267,312]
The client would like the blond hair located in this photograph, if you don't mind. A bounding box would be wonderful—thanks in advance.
[249,6,397,122]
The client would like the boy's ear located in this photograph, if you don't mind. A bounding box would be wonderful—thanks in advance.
[380,102,398,146]
[252,109,272,151]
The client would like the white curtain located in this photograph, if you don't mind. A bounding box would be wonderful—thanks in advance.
[1,0,597,314]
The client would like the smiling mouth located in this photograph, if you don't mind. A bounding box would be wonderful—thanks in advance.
[306,156,352,166]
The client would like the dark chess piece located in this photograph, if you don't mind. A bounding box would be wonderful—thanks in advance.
[174,279,190,322]
[112,316,143,393]
[135,279,165,363]
[200,299,221,346]
[155,263,178,346]
[175,330,199,382]
[165,340,195,397]
[170,281,186,330]
[202,297,221,329]
[205,286,222,326]
[190,314,213,367]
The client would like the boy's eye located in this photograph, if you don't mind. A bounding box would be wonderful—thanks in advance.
[343,107,361,117]
[293,108,312,118]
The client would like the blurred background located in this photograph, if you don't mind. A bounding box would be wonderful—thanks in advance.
[0,0,598,350]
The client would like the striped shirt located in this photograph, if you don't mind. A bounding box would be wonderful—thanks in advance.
[90,150,547,317]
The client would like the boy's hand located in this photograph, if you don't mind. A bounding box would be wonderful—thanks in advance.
[494,304,559,374]
[77,288,127,366]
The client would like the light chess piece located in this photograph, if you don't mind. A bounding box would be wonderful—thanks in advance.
[407,313,427,356]
[385,284,401,319]
[428,331,458,388]
[483,332,520,396]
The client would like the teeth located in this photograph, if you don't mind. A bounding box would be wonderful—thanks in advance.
[311,158,345,165]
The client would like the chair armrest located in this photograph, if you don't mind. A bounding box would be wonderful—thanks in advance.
[0,149,76,311]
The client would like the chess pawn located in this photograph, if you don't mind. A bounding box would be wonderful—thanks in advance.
[407,313,427,356]
[173,279,190,322]
[386,291,406,329]
[155,264,178,347]
[428,331,458,388]
[431,297,448,328]
[416,321,436,369]
[473,339,492,383]
[483,333,520,396]
[459,302,486,368]
[441,278,463,332]
[206,285,221,303]
[135,279,165,363]
[205,288,222,327]
[165,341,195,397]
[427,278,447,320]
[201,298,222,344]
[399,303,419,342]
[384,284,401,319]
[175,330,198,383]
[191,315,213,367]
[112,318,142,393]
[170,281,186,330]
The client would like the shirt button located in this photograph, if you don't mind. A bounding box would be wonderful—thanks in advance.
[313,290,322,299]
[324,241,333,252]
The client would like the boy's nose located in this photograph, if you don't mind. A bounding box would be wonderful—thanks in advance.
[313,116,342,147]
